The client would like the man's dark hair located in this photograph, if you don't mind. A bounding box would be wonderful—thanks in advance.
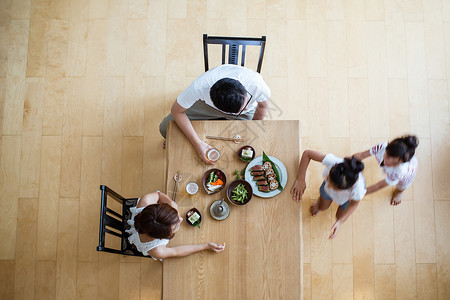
[210,78,247,113]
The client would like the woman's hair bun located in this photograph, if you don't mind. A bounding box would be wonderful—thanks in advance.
[349,156,365,173]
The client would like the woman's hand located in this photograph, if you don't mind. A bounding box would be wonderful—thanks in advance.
[329,220,341,239]
[195,141,214,165]
[206,242,226,253]
[290,178,306,202]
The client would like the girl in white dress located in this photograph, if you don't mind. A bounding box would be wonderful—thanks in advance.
[353,135,419,206]
[126,191,225,259]
[291,150,366,239]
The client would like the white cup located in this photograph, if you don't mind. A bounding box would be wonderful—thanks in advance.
[186,182,199,195]
[207,148,220,162]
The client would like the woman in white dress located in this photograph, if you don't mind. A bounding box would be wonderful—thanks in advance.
[126,191,225,259]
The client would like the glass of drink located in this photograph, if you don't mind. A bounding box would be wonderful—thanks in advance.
[207,148,220,162]
[186,182,199,195]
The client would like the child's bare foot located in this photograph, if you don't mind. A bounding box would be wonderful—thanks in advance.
[390,189,403,206]
[310,201,320,216]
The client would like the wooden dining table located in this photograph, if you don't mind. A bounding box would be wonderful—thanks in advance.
[164,120,302,299]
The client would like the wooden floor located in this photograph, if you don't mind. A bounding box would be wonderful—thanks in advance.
[0,0,449,299]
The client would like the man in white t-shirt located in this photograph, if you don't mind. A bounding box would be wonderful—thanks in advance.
[159,64,271,164]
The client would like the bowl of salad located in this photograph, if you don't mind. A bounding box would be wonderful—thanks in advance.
[202,169,227,195]
[226,179,253,206]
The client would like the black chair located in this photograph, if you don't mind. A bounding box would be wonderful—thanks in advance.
[97,185,147,257]
[203,34,266,73]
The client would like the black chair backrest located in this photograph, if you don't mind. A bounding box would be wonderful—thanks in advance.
[97,185,145,257]
[203,34,266,73]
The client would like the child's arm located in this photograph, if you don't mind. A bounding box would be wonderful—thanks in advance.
[353,149,371,161]
[329,200,360,239]
[366,180,389,194]
[290,150,327,202]
[149,242,226,259]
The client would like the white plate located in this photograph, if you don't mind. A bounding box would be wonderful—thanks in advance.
[245,155,288,198]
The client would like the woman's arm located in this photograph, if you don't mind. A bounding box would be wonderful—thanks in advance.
[353,149,371,161]
[366,179,389,194]
[290,150,327,202]
[149,243,225,259]
[171,102,213,165]
[252,101,268,120]
[329,200,360,239]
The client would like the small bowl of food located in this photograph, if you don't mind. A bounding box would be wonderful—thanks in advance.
[226,179,253,206]
[237,145,255,163]
[186,208,201,228]
[202,169,227,195]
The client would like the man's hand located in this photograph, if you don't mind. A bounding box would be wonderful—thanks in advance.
[194,140,214,165]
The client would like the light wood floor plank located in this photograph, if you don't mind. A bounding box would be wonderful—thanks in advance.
[105,0,127,76]
[266,19,287,78]
[413,139,437,263]
[346,0,367,78]
[36,136,62,261]
[348,78,371,151]
[405,22,431,139]
[416,263,438,300]
[19,78,44,198]
[14,198,38,300]
[424,0,447,80]
[140,259,163,300]
[66,0,88,76]
[434,201,450,299]
[42,18,68,136]
[365,0,384,21]
[388,79,411,137]
[122,137,144,197]
[9,0,31,19]
[35,260,56,300]
[0,260,15,299]
[98,253,120,300]
[373,195,395,264]
[78,137,102,262]
[83,19,107,137]
[428,80,450,200]
[128,0,148,19]
[26,0,50,77]
[56,198,79,300]
[119,262,140,300]
[0,23,9,78]
[374,264,396,300]
[0,136,21,259]
[394,201,417,299]
[353,201,375,300]
[306,0,327,77]
[146,0,167,77]
[333,263,353,300]
[123,19,146,137]
[327,20,349,138]
[60,77,84,198]
[89,0,107,19]
[366,21,390,139]
[3,19,28,135]
[403,0,423,22]
[76,261,98,299]
[385,0,407,79]
[50,0,69,19]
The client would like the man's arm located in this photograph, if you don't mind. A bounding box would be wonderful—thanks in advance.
[171,101,213,164]
[252,100,268,120]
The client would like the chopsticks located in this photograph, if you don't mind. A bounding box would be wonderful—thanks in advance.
[206,135,245,142]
